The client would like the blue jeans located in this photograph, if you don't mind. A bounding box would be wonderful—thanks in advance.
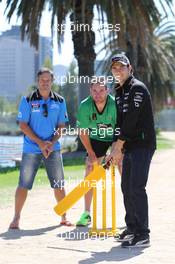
[18,151,64,190]
[121,148,155,236]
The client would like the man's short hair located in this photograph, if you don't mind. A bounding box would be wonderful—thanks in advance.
[37,67,54,80]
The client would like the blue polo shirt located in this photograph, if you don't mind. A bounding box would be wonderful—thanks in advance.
[17,92,68,153]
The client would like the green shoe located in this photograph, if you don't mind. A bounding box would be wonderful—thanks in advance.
[76,211,91,226]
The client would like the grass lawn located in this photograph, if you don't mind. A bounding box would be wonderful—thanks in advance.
[156,134,175,150]
[0,164,85,188]
[0,164,85,206]
[0,134,175,206]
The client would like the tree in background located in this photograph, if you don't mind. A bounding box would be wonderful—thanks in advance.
[43,55,53,70]
[0,96,18,114]
[2,0,174,108]
[149,21,175,110]
[0,97,5,114]
[98,18,175,111]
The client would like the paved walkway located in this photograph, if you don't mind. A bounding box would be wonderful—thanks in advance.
[0,140,175,264]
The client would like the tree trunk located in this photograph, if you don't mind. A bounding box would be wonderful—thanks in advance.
[70,0,96,150]
[70,0,96,103]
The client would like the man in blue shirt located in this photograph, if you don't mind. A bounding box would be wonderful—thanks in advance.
[9,68,72,229]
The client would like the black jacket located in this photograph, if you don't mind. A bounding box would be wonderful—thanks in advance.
[113,75,156,151]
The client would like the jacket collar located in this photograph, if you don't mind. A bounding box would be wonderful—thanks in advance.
[115,75,134,92]
[122,75,134,90]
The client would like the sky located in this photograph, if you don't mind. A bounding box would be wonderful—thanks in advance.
[0,0,174,66]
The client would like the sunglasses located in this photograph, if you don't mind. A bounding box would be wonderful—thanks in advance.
[42,103,48,117]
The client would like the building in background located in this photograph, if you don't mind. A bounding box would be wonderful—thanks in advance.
[0,26,52,99]
[35,35,53,74]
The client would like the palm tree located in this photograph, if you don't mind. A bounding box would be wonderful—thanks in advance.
[148,21,175,110]
[2,0,174,104]
[98,18,175,110]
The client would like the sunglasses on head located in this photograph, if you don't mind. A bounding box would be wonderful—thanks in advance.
[42,103,48,117]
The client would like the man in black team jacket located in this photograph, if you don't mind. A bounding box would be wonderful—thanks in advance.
[106,54,156,248]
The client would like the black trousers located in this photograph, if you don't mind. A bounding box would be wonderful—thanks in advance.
[121,148,155,236]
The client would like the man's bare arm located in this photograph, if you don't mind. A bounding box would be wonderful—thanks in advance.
[79,130,97,162]
[51,124,65,144]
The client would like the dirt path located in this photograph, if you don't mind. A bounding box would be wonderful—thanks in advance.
[0,145,175,264]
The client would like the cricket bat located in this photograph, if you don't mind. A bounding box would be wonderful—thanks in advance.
[54,163,106,216]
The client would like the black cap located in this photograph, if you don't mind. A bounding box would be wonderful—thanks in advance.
[111,54,130,66]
